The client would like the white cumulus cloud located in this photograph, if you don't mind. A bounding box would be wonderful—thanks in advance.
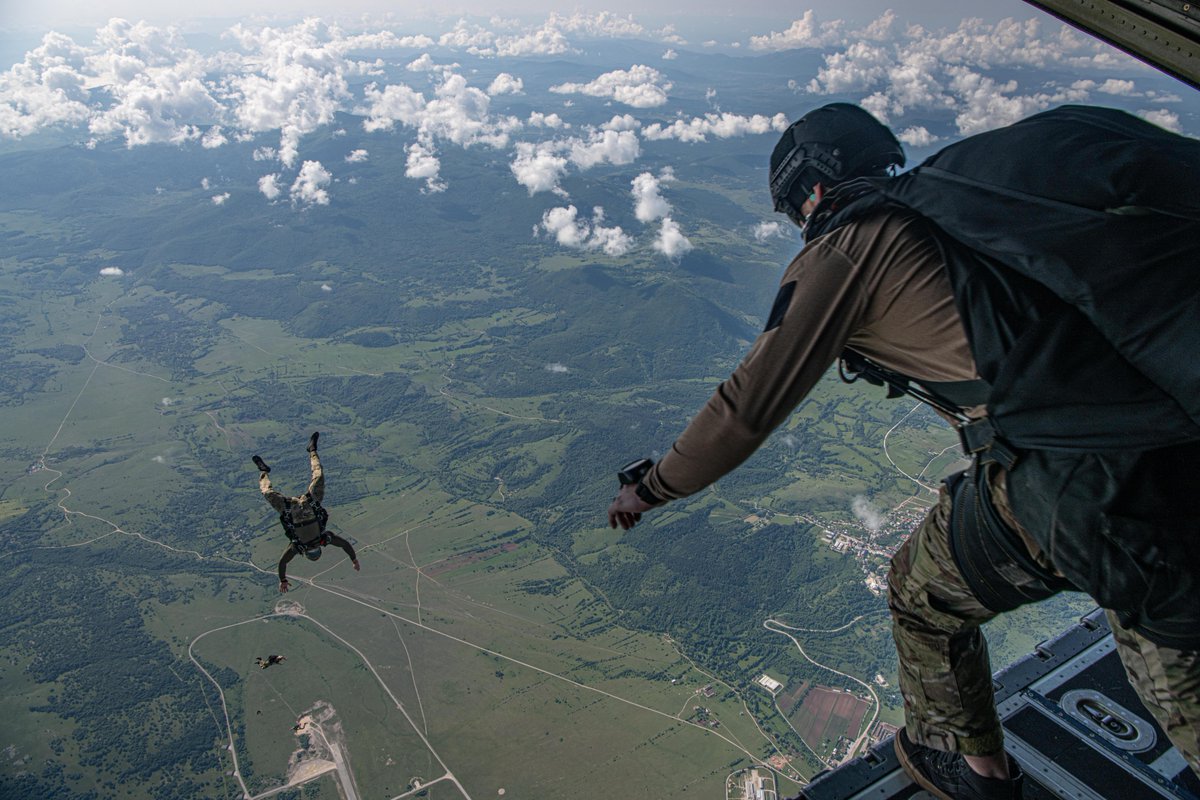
[0,31,93,137]
[437,12,641,58]
[568,128,640,169]
[405,140,446,193]
[438,18,571,57]
[653,217,692,260]
[212,192,230,205]
[1139,108,1182,132]
[289,160,332,207]
[406,53,442,72]
[1099,78,1137,95]
[642,112,788,142]
[527,111,566,128]
[509,123,642,195]
[537,205,631,256]
[345,148,368,162]
[803,15,1130,136]
[487,73,524,95]
[361,71,518,150]
[550,65,672,108]
[201,126,227,149]
[556,11,645,38]
[99,266,125,276]
[0,16,446,174]
[657,24,686,45]
[753,221,786,241]
[511,141,570,195]
[222,19,368,167]
[631,170,672,222]
[749,11,846,51]
[897,125,939,147]
[258,173,282,200]
[83,20,223,148]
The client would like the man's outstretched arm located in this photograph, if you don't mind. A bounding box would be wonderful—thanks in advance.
[644,243,867,504]
[608,243,868,531]
[277,546,297,591]
[326,533,361,571]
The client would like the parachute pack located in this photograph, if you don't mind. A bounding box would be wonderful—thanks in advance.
[278,499,329,546]
[810,105,1200,458]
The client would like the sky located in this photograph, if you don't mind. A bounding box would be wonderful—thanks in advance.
[2,1,1021,33]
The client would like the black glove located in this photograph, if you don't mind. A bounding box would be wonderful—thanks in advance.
[306,432,319,453]
[252,455,270,473]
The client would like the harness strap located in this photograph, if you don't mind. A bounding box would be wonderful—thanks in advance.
[958,418,1019,471]
[840,348,1018,468]
[946,463,1074,613]
[839,348,974,421]
[920,377,991,408]
[292,532,331,555]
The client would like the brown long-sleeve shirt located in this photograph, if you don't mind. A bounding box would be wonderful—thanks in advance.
[643,209,980,502]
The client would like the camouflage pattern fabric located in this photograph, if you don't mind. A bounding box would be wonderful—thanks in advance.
[260,451,324,514]
[1109,614,1200,775]
[887,478,1007,755]
[888,467,1200,774]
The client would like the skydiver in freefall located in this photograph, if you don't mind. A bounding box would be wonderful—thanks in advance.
[254,432,360,593]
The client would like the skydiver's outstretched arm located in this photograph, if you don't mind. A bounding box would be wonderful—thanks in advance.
[326,532,360,571]
[278,545,298,591]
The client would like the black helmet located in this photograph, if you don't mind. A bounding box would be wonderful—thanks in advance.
[769,103,904,224]
[303,545,323,561]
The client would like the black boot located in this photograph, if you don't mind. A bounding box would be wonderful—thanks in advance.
[306,432,319,453]
[895,728,1024,800]
[252,455,270,473]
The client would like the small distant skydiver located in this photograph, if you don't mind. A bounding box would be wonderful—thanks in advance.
[254,431,360,593]
[256,655,286,669]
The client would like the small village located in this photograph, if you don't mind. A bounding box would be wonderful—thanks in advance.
[818,499,932,596]
[741,491,935,599]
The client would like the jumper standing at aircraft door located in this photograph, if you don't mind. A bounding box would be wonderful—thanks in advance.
[607,103,1200,800]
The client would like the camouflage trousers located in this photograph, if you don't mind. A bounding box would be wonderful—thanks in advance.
[259,451,324,506]
[887,466,1200,775]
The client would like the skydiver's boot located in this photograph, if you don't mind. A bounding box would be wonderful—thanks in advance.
[895,729,1024,800]
[253,455,270,473]
[306,432,319,453]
